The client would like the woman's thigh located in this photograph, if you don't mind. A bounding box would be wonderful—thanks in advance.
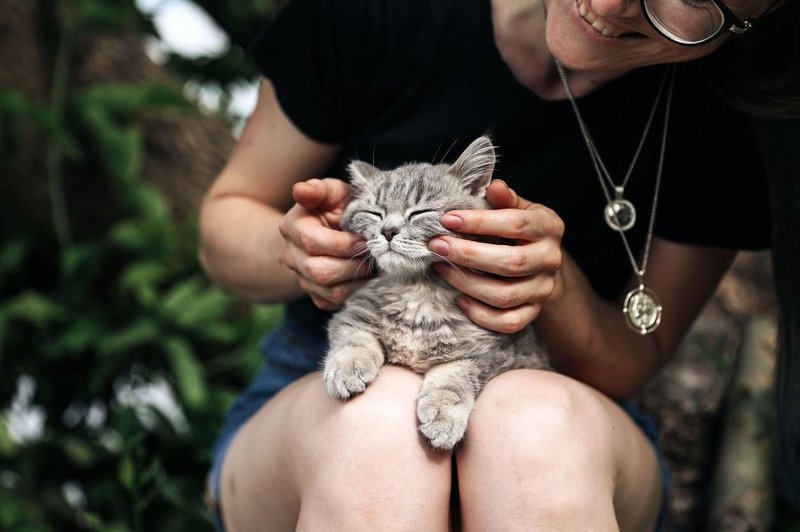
[219,365,452,532]
[457,369,663,532]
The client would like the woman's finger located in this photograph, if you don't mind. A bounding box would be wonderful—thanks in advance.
[428,237,561,278]
[485,179,536,210]
[286,244,371,286]
[299,276,367,310]
[291,178,352,218]
[455,295,541,334]
[433,263,555,309]
[439,207,564,242]
[281,214,365,258]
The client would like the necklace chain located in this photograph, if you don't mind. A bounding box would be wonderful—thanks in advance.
[555,60,676,282]
[559,63,671,201]
[537,0,677,334]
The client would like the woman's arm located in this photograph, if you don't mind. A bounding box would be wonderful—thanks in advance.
[537,237,735,398]
[431,180,736,399]
[199,79,351,303]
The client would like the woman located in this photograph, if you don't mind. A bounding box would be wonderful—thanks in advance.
[199,0,787,529]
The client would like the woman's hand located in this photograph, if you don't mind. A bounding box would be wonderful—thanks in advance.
[428,180,564,334]
[279,178,371,310]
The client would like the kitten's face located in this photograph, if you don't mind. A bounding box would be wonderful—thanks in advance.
[340,136,495,278]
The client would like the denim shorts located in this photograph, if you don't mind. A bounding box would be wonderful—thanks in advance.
[208,317,671,530]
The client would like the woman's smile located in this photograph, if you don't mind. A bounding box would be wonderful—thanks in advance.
[576,0,631,37]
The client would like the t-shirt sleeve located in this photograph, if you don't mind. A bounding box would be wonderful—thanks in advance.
[654,67,771,250]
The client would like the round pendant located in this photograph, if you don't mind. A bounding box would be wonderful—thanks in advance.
[604,199,636,232]
[623,286,662,335]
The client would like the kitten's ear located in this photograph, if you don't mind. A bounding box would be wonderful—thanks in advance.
[347,160,380,191]
[448,136,496,197]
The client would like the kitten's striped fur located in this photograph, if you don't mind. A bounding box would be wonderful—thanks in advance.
[323,136,550,450]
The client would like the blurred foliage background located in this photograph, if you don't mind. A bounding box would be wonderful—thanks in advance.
[2,1,799,531]
[0,0,285,529]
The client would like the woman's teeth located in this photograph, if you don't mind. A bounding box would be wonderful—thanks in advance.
[577,0,626,37]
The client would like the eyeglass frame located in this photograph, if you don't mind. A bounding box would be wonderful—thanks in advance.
[640,0,783,47]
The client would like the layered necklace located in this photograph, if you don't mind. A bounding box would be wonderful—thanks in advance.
[539,0,676,335]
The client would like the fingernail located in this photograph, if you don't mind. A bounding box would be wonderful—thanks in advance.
[456,296,471,312]
[429,238,450,256]
[441,214,463,230]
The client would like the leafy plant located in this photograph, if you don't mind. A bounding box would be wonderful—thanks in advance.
[0,1,285,529]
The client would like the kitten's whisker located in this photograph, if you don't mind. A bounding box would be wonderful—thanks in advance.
[349,240,368,254]
[354,254,374,277]
[428,253,468,279]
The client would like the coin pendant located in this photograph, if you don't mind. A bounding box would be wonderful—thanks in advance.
[604,199,636,232]
[623,286,662,335]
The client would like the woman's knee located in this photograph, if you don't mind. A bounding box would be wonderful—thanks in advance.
[314,365,430,448]
[296,366,453,528]
[456,370,621,528]
[464,369,614,472]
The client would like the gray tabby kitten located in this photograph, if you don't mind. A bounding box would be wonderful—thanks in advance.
[323,136,550,450]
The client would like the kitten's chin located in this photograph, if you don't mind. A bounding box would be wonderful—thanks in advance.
[375,252,430,278]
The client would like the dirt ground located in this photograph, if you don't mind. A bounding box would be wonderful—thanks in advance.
[638,251,781,531]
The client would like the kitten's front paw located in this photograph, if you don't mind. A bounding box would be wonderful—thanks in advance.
[323,347,381,400]
[417,387,472,451]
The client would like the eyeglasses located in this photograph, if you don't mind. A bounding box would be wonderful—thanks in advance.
[640,0,782,47]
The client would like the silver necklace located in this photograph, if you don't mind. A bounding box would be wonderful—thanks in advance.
[559,62,676,334]
[537,0,675,334]
[558,64,671,233]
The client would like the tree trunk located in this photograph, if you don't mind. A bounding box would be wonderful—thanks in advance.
[0,0,235,237]
[709,316,777,532]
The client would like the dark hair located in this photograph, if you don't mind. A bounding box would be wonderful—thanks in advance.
[707,1,800,509]
[755,118,800,509]
[705,0,800,118]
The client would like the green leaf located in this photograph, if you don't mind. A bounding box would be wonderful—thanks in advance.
[119,260,171,307]
[160,277,204,319]
[61,436,97,468]
[48,317,106,358]
[74,509,106,532]
[0,88,80,158]
[0,238,29,278]
[61,243,104,282]
[76,103,142,183]
[0,415,16,457]
[77,83,190,123]
[127,185,170,226]
[98,319,159,356]
[118,454,135,492]
[174,288,234,330]
[164,336,207,410]
[1,291,68,327]
[74,83,192,186]
[108,220,146,251]
[194,322,239,344]
[139,456,163,485]
[76,0,140,31]
[251,304,285,332]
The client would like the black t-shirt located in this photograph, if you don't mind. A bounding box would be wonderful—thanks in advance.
[249,0,770,338]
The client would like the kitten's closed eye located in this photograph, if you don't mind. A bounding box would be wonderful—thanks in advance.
[361,210,384,219]
[408,209,435,219]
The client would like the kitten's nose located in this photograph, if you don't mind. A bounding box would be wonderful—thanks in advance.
[382,229,398,242]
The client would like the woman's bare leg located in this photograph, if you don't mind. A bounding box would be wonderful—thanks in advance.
[457,369,662,532]
[219,365,452,532]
